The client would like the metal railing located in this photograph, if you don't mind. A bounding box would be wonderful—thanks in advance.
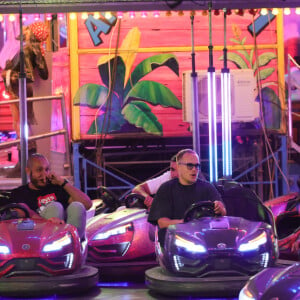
[0,94,71,172]
[73,137,289,201]
[73,143,135,199]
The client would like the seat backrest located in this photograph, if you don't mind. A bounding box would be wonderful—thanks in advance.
[0,191,11,207]
[222,186,273,226]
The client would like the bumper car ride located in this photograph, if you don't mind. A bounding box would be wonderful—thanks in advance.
[265,192,300,260]
[86,193,156,269]
[239,261,300,300]
[146,187,284,298]
[0,203,98,297]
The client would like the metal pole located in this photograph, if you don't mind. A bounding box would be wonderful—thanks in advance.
[18,6,28,184]
[190,13,201,159]
[60,93,72,173]
[73,143,81,189]
[287,55,292,139]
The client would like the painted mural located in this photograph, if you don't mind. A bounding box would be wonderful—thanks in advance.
[73,27,181,136]
[2,9,299,146]
[284,12,300,147]
[71,10,284,141]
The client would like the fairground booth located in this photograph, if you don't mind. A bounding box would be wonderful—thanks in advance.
[0,0,299,201]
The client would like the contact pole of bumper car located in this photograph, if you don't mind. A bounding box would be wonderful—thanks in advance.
[18,7,28,184]
[190,12,201,159]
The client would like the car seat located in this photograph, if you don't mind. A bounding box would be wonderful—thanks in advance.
[222,186,274,226]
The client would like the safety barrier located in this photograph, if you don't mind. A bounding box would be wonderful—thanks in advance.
[0,94,71,171]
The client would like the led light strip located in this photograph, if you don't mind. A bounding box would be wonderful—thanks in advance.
[207,0,218,183]
[221,9,232,177]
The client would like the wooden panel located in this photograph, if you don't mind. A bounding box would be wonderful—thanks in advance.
[74,11,280,139]
[77,12,277,49]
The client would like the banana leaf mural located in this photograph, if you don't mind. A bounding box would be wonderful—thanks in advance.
[219,24,281,129]
[73,27,181,136]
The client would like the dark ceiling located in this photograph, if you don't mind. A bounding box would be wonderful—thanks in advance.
[0,0,300,14]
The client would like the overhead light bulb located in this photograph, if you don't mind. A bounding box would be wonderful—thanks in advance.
[58,13,64,20]
[117,12,123,19]
[153,11,160,18]
[8,14,16,22]
[260,8,268,15]
[69,13,76,20]
[81,12,88,20]
[248,8,257,16]
[104,11,112,19]
[214,9,220,16]
[46,13,52,21]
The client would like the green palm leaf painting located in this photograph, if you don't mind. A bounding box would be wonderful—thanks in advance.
[73,27,181,135]
[218,24,281,129]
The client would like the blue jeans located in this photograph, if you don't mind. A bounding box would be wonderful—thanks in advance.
[40,201,86,239]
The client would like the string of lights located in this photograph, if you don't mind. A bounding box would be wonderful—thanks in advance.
[0,7,300,23]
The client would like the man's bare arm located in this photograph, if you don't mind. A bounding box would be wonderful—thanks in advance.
[158,217,183,229]
[48,173,92,210]
[132,182,153,207]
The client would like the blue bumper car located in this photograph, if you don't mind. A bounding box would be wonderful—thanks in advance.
[146,186,293,298]
[239,262,300,300]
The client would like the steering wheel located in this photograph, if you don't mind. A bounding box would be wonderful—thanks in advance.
[183,201,216,223]
[125,193,146,209]
[0,203,31,220]
[95,186,120,214]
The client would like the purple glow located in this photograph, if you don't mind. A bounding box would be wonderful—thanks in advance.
[221,71,232,177]
[207,71,218,182]
[97,282,129,287]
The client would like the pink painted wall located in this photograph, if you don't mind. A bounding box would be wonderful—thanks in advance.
[74,11,280,140]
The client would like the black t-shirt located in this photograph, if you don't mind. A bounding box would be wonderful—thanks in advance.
[147,178,223,245]
[11,183,70,214]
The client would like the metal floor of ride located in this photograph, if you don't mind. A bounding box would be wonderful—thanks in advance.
[0,157,237,300]
[0,270,238,300]
[0,282,238,300]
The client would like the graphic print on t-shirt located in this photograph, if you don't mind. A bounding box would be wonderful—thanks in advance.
[37,193,57,208]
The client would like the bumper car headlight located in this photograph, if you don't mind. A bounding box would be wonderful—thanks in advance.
[93,223,133,241]
[239,284,255,300]
[42,234,72,252]
[0,245,10,254]
[175,234,206,253]
[238,231,267,252]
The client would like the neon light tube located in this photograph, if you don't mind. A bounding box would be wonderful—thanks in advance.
[221,71,232,177]
[207,70,218,182]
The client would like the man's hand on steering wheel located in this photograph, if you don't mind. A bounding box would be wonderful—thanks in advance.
[47,217,65,225]
[214,200,226,216]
